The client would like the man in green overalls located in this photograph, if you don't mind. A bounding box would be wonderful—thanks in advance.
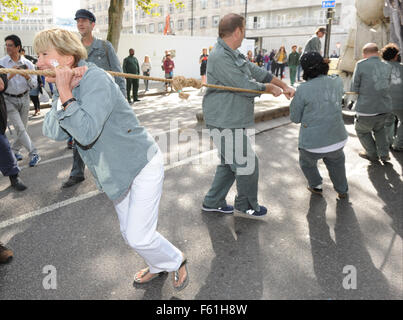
[201,13,295,217]
[288,45,300,86]
[351,43,392,162]
[123,48,140,104]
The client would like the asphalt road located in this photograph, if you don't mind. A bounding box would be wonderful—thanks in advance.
[0,90,402,300]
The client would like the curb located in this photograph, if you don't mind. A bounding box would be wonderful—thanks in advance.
[196,105,355,124]
[196,105,291,124]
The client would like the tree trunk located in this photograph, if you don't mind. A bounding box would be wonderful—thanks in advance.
[107,0,124,50]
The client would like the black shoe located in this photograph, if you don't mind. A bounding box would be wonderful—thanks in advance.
[62,176,85,188]
[134,99,141,102]
[9,174,27,191]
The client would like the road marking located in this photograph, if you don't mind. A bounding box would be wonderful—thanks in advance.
[0,149,218,230]
[20,154,73,170]
[0,191,101,229]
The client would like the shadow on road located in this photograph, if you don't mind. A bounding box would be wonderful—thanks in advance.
[367,162,403,238]
[195,213,264,300]
[307,195,391,299]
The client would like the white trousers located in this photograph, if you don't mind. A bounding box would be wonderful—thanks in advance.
[113,150,182,274]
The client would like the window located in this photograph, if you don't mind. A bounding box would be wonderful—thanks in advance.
[213,0,220,8]
[170,21,174,30]
[226,0,234,6]
[149,23,155,33]
[212,15,219,27]
[158,22,164,32]
[188,18,196,29]
[178,19,184,30]
[159,6,164,16]
[169,4,174,14]
[201,0,208,9]
[200,16,207,28]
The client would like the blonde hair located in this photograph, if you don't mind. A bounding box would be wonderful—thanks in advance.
[34,28,87,66]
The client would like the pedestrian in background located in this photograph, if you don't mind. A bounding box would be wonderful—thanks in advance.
[290,52,348,199]
[163,52,175,92]
[247,50,254,63]
[141,55,152,92]
[30,65,43,116]
[0,34,40,167]
[288,45,300,86]
[304,27,326,54]
[0,64,27,191]
[297,46,303,82]
[123,48,141,103]
[270,49,277,74]
[381,43,403,151]
[274,46,287,79]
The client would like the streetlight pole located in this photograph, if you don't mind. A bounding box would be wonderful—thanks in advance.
[323,7,335,59]
[191,0,194,37]
[244,0,248,37]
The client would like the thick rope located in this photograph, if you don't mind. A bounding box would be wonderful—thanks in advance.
[0,68,267,99]
[0,68,358,98]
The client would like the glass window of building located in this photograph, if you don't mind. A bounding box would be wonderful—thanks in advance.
[149,23,155,33]
[200,16,207,28]
[212,15,220,27]
[178,19,184,30]
[213,0,220,8]
[158,22,164,32]
[201,0,208,9]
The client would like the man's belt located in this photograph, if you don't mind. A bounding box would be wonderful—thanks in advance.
[4,91,28,98]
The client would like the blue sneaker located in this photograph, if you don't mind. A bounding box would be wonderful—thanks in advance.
[237,206,268,217]
[14,153,23,161]
[29,154,41,167]
[202,204,234,214]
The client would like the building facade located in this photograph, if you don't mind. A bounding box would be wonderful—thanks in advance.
[81,0,355,54]
[0,0,54,33]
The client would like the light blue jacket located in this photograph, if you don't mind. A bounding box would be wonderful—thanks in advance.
[351,56,392,114]
[387,61,403,110]
[42,61,158,201]
[290,75,348,149]
[87,37,126,98]
[202,37,273,129]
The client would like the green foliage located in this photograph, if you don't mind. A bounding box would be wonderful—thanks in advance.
[0,0,38,21]
[136,0,184,16]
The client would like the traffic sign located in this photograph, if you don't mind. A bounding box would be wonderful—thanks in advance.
[322,1,336,8]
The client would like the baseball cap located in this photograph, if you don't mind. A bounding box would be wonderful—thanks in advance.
[75,9,96,23]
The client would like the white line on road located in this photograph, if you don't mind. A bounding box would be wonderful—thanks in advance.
[0,190,101,230]
[20,153,73,170]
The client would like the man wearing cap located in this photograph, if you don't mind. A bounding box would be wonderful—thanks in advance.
[303,27,326,54]
[351,43,393,162]
[0,35,40,167]
[62,9,127,188]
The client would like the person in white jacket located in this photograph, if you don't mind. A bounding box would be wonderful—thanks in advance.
[141,55,151,91]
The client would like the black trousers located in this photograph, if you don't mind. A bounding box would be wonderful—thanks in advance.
[126,78,139,101]
[0,133,19,176]
[30,95,40,112]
